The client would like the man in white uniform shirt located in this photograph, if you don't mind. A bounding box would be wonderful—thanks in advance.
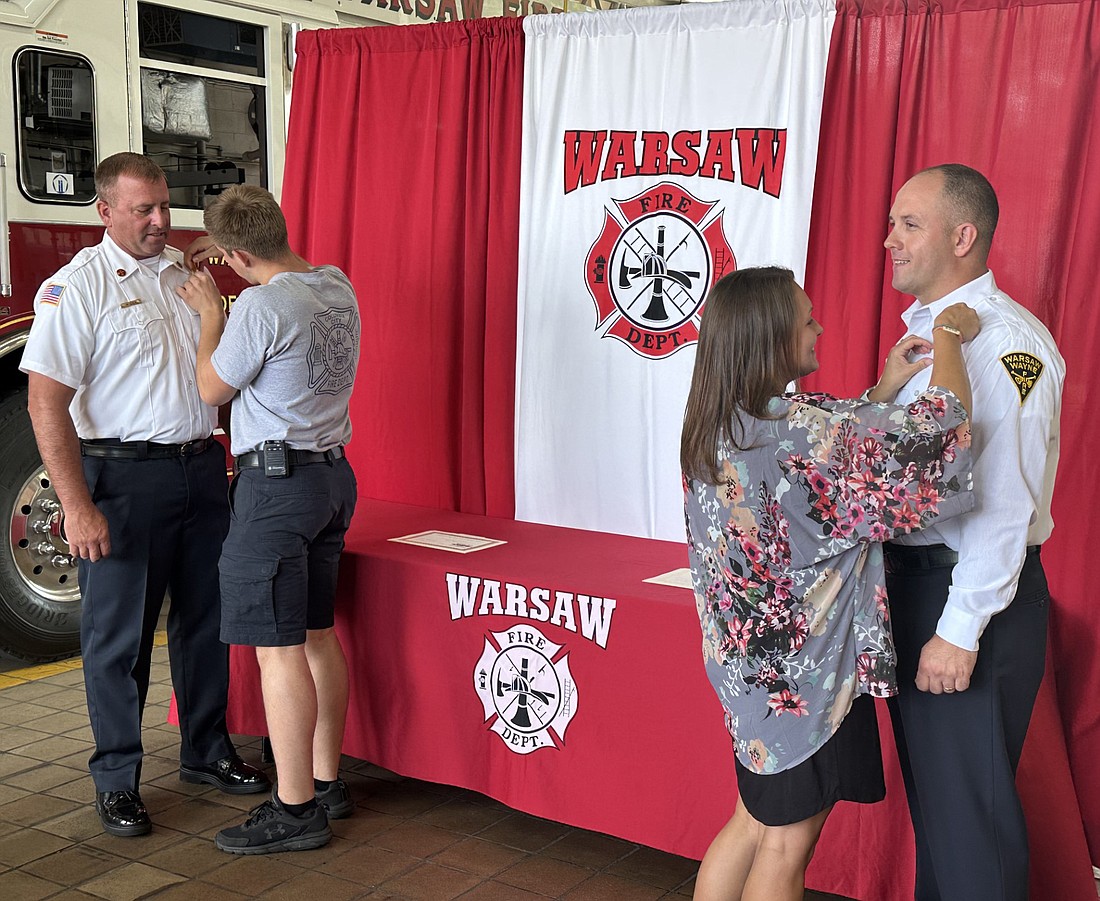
[21,153,269,837]
[874,164,1064,900]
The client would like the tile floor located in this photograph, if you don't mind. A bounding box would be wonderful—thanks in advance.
[0,636,854,900]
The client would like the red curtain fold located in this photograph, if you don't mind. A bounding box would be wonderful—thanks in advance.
[805,0,1100,864]
[280,18,524,516]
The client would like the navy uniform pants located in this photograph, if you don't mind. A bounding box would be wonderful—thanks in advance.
[885,545,1049,901]
[78,442,234,792]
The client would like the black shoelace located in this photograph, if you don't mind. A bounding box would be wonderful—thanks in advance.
[243,800,280,827]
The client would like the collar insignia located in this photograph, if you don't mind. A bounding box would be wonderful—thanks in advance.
[1000,352,1044,404]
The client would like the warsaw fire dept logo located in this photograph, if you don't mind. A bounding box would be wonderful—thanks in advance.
[474,625,578,755]
[308,307,359,395]
[585,182,736,359]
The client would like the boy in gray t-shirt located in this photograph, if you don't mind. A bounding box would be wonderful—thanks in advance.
[212,265,358,457]
[177,185,360,854]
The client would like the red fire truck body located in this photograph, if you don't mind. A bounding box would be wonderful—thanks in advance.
[0,0,628,661]
[0,0,401,662]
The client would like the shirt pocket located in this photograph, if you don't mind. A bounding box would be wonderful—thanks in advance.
[107,303,166,368]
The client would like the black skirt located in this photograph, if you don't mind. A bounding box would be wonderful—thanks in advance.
[734,693,886,826]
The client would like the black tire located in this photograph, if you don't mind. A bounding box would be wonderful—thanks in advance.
[0,387,82,662]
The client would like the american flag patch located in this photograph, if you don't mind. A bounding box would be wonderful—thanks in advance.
[39,283,66,306]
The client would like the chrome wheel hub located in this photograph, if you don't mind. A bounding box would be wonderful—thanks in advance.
[8,466,80,601]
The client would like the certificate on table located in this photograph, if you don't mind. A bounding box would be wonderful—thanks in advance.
[643,567,694,589]
[389,530,507,554]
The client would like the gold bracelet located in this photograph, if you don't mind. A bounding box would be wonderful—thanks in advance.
[932,324,963,339]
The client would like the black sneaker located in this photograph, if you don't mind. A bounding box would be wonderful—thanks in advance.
[315,779,353,819]
[214,795,331,855]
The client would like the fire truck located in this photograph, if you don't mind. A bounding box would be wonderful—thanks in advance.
[0,0,422,662]
[0,0,641,662]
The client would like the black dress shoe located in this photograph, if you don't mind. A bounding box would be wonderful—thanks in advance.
[179,755,271,794]
[96,790,152,837]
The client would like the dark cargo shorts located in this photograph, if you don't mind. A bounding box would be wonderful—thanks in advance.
[219,457,357,647]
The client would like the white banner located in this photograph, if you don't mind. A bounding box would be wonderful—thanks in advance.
[515,0,836,540]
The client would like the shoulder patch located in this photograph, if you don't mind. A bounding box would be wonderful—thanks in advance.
[37,283,66,308]
[999,351,1044,404]
[38,283,66,306]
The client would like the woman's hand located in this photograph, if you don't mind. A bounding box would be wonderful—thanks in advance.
[868,335,932,402]
[928,302,978,414]
[934,302,981,342]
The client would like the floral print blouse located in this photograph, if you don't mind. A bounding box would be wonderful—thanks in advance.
[683,388,974,774]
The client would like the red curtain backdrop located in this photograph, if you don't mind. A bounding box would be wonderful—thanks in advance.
[277,0,1099,876]
[803,0,1100,862]
[280,18,524,517]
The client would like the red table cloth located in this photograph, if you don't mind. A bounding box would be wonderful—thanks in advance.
[213,499,1093,900]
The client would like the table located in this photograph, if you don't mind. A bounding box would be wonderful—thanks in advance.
[218,499,1094,900]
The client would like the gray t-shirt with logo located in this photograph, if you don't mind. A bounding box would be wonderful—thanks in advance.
[211,265,360,456]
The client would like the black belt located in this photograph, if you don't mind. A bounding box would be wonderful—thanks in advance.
[235,446,345,470]
[80,437,213,460]
[884,542,1040,571]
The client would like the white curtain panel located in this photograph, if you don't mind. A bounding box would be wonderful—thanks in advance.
[515,0,837,540]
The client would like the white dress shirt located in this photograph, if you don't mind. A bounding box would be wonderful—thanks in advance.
[891,270,1064,650]
[20,233,217,443]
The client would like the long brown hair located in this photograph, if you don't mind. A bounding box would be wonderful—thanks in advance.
[680,267,799,484]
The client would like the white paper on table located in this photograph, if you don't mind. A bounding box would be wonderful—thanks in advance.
[388,530,507,554]
[643,568,695,589]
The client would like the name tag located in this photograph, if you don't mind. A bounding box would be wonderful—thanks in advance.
[120,299,143,309]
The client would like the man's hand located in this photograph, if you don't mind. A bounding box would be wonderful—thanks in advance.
[183,235,222,271]
[62,500,111,562]
[868,335,932,402]
[176,270,225,317]
[915,634,978,694]
[27,373,111,562]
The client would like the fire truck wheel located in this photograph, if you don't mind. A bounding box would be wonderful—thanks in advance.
[0,387,82,662]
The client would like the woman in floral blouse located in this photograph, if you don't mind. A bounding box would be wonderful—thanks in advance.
[681,267,978,901]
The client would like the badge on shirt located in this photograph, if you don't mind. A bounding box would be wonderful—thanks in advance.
[120,299,143,309]
[38,283,65,306]
[1000,351,1044,404]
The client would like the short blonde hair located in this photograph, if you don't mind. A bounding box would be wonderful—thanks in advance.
[203,185,290,261]
[95,153,166,206]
